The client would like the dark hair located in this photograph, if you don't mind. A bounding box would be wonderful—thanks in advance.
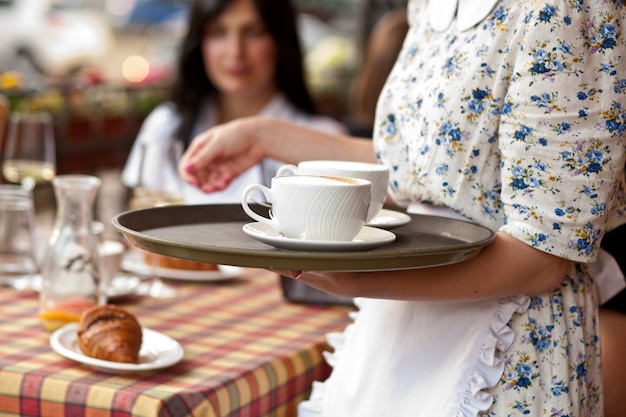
[171,0,317,145]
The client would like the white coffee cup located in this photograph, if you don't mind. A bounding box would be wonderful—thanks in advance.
[242,175,371,241]
[277,160,389,222]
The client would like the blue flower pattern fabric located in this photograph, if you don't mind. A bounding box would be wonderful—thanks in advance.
[375,0,626,415]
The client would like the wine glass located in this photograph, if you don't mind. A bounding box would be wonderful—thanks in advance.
[2,111,56,191]
[129,140,184,298]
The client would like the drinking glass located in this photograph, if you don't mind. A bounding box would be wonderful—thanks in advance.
[129,140,184,298]
[0,183,32,198]
[2,111,56,191]
[0,194,38,290]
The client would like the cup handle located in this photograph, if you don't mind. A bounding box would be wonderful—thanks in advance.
[242,184,277,228]
[276,164,297,177]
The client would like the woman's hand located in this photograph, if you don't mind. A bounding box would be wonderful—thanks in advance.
[179,118,265,193]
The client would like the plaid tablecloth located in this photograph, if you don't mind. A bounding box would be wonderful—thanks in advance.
[0,269,353,417]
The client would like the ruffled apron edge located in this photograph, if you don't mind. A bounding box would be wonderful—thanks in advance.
[454,295,530,416]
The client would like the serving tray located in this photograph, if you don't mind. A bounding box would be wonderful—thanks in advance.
[112,204,495,271]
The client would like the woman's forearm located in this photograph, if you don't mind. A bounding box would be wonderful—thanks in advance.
[255,118,378,164]
[294,232,572,301]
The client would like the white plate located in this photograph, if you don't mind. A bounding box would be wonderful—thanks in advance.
[30,274,141,299]
[367,208,411,229]
[122,251,243,281]
[50,323,184,374]
[242,222,396,251]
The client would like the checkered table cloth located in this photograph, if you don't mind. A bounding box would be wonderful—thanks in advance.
[0,269,353,417]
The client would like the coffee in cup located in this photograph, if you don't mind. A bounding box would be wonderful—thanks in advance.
[277,160,389,222]
[242,175,371,241]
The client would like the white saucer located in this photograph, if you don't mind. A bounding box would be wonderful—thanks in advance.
[122,251,243,282]
[242,222,396,251]
[367,209,411,229]
[50,323,184,374]
[31,274,141,299]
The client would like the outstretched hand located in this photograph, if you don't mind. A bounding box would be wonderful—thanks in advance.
[178,118,265,193]
[178,116,376,193]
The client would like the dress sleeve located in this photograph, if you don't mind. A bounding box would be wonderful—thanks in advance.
[498,2,626,262]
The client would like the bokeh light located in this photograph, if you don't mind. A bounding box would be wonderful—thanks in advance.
[122,55,150,84]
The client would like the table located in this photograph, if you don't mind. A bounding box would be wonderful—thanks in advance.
[0,269,353,417]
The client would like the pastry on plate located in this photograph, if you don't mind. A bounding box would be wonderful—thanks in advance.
[76,304,142,363]
[143,251,219,271]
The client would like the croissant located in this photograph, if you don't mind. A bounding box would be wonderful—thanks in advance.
[77,305,143,363]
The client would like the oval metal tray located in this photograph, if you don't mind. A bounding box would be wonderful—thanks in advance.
[112,204,495,271]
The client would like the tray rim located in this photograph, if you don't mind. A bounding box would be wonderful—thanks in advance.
[112,204,496,271]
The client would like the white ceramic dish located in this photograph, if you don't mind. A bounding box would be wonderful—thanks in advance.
[122,251,243,281]
[50,323,184,374]
[367,209,412,229]
[242,222,396,251]
[31,274,141,299]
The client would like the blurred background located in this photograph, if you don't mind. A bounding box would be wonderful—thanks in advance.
[0,0,406,230]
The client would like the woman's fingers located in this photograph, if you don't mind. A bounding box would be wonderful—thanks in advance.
[179,129,232,190]
[178,118,267,193]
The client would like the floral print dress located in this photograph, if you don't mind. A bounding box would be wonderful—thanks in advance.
[299,1,626,416]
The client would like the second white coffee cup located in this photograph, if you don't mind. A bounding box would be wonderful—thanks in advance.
[242,175,371,241]
[277,160,389,222]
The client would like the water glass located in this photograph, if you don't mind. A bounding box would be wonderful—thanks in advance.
[0,194,38,289]
[0,184,31,198]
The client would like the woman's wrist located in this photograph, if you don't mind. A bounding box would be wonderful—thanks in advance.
[237,116,278,159]
[250,117,304,163]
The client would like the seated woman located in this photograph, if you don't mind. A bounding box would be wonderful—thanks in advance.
[122,0,346,203]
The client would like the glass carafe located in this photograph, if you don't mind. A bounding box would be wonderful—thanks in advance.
[39,175,103,331]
